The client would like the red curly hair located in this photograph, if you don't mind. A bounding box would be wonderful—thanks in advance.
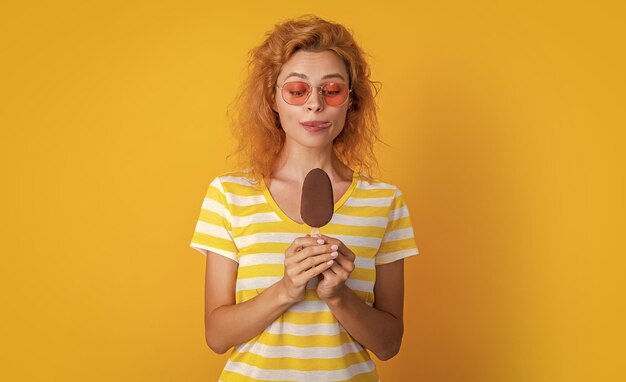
[227,15,381,183]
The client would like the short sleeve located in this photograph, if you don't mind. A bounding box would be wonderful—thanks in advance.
[190,177,239,262]
[376,188,419,265]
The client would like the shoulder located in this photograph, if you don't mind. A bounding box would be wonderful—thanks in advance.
[354,173,400,194]
[209,169,260,191]
[205,170,265,207]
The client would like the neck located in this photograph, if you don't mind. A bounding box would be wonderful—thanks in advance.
[270,140,352,183]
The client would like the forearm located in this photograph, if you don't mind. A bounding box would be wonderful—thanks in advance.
[206,279,294,354]
[324,285,404,361]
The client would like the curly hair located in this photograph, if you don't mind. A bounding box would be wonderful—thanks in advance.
[227,15,381,183]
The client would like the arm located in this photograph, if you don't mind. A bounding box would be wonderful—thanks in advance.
[204,237,338,354]
[321,255,406,361]
[203,250,293,354]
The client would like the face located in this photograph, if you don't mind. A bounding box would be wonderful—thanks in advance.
[274,50,351,149]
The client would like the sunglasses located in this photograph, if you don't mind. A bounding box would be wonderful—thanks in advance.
[277,81,352,107]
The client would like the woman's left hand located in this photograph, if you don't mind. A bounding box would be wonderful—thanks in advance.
[315,234,356,301]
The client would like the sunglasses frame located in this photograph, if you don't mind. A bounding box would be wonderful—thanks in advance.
[276,80,352,107]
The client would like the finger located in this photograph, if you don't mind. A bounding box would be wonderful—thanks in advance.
[336,241,356,262]
[292,251,338,275]
[301,259,335,281]
[292,244,338,264]
[318,234,354,258]
[333,252,356,273]
[328,262,349,279]
[287,236,327,256]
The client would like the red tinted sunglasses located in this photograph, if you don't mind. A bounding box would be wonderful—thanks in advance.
[277,81,352,107]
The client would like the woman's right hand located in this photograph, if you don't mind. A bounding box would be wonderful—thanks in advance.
[280,236,340,303]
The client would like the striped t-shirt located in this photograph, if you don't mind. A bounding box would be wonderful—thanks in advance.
[190,170,419,382]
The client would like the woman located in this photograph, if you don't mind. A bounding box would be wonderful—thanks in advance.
[191,15,419,381]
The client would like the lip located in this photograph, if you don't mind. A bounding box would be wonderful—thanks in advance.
[301,120,332,132]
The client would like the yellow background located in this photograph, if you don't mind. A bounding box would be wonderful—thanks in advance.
[1,1,624,381]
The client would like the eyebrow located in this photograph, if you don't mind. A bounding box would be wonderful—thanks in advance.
[284,72,346,82]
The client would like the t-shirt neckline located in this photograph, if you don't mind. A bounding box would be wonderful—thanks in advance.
[261,171,359,226]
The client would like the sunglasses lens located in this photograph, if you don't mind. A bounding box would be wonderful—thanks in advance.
[281,81,350,106]
[282,82,311,105]
[321,83,349,106]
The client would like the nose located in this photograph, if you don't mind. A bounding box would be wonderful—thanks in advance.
[305,87,324,112]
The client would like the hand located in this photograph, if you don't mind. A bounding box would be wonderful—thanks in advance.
[315,235,356,301]
[279,236,339,304]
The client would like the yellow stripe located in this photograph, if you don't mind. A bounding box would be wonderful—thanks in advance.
[339,205,389,217]
[350,267,375,281]
[197,208,229,227]
[228,202,275,216]
[205,185,228,202]
[237,264,283,279]
[191,232,235,252]
[390,216,414,229]
[264,243,376,258]
[379,237,417,253]
[324,223,386,237]
[254,330,356,347]
[220,181,263,196]
[236,264,374,282]
[237,289,370,303]
[351,188,395,198]
[232,221,295,236]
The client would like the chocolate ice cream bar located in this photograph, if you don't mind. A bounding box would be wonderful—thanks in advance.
[300,168,334,236]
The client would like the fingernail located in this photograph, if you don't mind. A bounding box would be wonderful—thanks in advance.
[330,251,338,258]
[331,244,338,250]
[317,239,325,245]
[327,260,334,266]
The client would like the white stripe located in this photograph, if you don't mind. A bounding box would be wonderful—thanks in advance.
[189,243,237,262]
[345,278,374,292]
[231,212,281,227]
[235,232,303,249]
[354,256,375,270]
[201,198,232,220]
[238,253,285,267]
[226,193,267,206]
[210,177,225,192]
[238,253,374,270]
[264,322,345,336]
[236,232,382,249]
[288,300,330,313]
[356,181,396,190]
[194,221,233,240]
[236,277,279,291]
[344,197,391,207]
[235,341,364,359]
[329,234,382,249]
[376,248,419,264]
[236,277,373,293]
[382,227,415,242]
[236,233,381,251]
[220,175,256,186]
[331,213,388,228]
[224,360,375,381]
[389,205,409,221]
[235,231,384,249]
